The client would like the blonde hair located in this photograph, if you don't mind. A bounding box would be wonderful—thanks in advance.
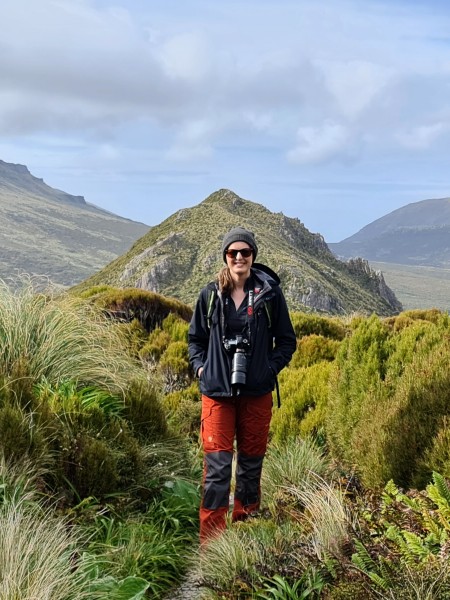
[217,266,235,294]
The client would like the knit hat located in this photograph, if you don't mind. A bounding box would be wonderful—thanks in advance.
[222,226,258,262]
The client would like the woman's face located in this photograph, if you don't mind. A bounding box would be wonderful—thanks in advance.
[225,242,254,280]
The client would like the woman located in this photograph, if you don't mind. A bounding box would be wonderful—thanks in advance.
[188,226,296,543]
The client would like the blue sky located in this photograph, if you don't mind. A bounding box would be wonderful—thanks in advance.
[1,0,450,242]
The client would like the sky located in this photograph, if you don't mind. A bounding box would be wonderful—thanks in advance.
[1,0,450,242]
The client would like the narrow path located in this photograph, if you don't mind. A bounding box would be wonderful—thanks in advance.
[164,568,206,600]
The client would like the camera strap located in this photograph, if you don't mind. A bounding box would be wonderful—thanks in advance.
[221,287,255,345]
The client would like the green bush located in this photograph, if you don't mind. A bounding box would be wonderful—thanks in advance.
[290,334,341,369]
[139,328,171,362]
[326,315,390,464]
[417,417,450,482]
[161,313,189,342]
[271,362,333,443]
[88,287,192,332]
[0,404,46,464]
[117,318,149,357]
[387,308,447,330]
[290,312,347,340]
[163,383,201,438]
[71,434,119,498]
[123,379,168,442]
[159,341,191,392]
[326,312,450,489]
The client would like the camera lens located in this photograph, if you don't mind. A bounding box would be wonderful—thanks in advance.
[231,350,247,386]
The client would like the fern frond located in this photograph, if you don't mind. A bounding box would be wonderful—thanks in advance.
[402,531,431,561]
[422,512,445,540]
[368,571,390,591]
[351,540,376,574]
[382,480,399,505]
[432,472,450,506]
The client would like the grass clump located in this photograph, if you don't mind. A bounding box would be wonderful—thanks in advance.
[0,458,94,600]
[0,277,141,393]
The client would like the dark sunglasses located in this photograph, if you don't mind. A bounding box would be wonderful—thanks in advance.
[225,248,253,259]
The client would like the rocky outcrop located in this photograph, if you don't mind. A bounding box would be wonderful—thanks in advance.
[347,257,403,313]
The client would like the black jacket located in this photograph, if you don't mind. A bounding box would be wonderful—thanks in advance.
[188,265,296,398]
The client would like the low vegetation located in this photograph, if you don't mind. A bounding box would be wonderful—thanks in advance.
[2,278,450,599]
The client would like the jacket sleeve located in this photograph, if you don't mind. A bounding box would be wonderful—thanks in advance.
[269,288,297,375]
[188,288,210,377]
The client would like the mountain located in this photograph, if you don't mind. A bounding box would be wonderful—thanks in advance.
[329,197,450,267]
[0,160,150,286]
[76,189,402,316]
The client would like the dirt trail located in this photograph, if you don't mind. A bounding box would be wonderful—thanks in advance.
[165,569,206,600]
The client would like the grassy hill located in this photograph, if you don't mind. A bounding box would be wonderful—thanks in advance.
[76,189,402,316]
[0,159,150,286]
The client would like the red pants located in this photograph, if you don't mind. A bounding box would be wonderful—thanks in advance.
[199,392,272,544]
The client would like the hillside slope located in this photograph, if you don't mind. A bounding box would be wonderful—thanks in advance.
[330,197,450,267]
[0,160,150,285]
[77,189,402,316]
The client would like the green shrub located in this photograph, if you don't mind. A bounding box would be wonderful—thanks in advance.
[117,318,149,356]
[384,320,442,382]
[417,417,450,482]
[159,341,191,392]
[88,287,192,332]
[163,383,201,438]
[326,315,390,464]
[290,334,341,369]
[78,284,115,299]
[290,312,347,340]
[327,313,450,489]
[71,434,119,498]
[0,403,47,465]
[271,362,333,443]
[139,328,171,362]
[123,379,168,442]
[162,313,189,342]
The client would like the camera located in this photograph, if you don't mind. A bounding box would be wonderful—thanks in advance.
[223,334,251,389]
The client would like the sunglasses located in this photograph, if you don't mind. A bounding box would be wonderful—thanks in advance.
[225,248,253,259]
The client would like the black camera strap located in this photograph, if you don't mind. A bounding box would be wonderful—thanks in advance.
[222,286,255,343]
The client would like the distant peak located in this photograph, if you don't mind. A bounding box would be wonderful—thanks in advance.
[0,158,86,206]
[0,159,30,175]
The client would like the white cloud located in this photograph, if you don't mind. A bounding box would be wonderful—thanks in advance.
[156,32,211,82]
[318,60,394,118]
[396,122,450,149]
[287,121,354,164]
[166,119,217,161]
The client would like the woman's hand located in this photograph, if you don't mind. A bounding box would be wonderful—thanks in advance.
[197,367,204,378]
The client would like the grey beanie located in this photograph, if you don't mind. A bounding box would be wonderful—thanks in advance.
[222,226,258,262]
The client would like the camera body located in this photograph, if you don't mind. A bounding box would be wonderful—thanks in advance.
[223,334,251,389]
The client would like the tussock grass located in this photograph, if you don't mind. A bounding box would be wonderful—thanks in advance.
[262,436,330,501]
[198,520,303,593]
[0,502,91,600]
[285,473,353,561]
[0,277,141,393]
[0,454,44,507]
[0,458,92,600]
